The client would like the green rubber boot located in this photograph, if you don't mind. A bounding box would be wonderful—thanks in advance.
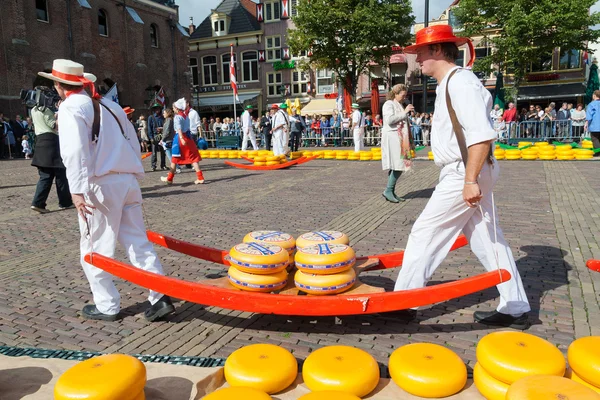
[392,170,405,202]
[383,171,400,203]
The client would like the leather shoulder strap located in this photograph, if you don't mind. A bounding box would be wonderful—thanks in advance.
[445,69,470,164]
[91,99,101,143]
[99,101,126,139]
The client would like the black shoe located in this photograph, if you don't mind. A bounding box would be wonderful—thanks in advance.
[81,305,119,321]
[30,205,50,214]
[144,296,175,322]
[59,204,75,210]
[152,167,157,172]
[474,310,530,330]
[161,166,168,171]
[375,309,417,322]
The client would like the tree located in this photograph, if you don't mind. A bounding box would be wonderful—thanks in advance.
[585,62,599,105]
[287,0,414,99]
[453,0,600,100]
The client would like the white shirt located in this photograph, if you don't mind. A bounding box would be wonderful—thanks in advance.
[273,110,289,133]
[490,108,503,122]
[58,92,143,194]
[241,110,252,131]
[188,107,201,134]
[431,67,496,167]
[351,110,364,130]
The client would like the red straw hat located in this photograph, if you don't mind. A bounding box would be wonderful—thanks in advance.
[271,104,280,109]
[403,25,475,68]
[122,106,135,115]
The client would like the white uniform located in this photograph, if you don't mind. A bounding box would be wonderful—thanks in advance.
[188,107,201,138]
[59,92,166,315]
[241,110,257,151]
[393,67,530,317]
[272,110,289,156]
[351,109,365,152]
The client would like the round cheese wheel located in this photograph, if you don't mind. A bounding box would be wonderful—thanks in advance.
[266,156,279,161]
[568,336,600,387]
[295,244,355,275]
[505,149,521,155]
[473,362,509,400]
[558,155,575,160]
[254,162,267,166]
[389,343,467,398]
[297,391,361,400]
[477,331,565,384]
[266,161,279,166]
[539,155,556,160]
[227,266,287,292]
[294,268,356,295]
[505,155,521,160]
[303,345,379,397]
[254,156,267,162]
[54,354,146,400]
[203,387,272,400]
[506,375,600,400]
[522,155,538,160]
[228,243,289,274]
[371,147,381,152]
[296,231,349,249]
[534,142,550,146]
[243,231,296,254]
[566,368,600,394]
[576,155,594,160]
[225,344,297,394]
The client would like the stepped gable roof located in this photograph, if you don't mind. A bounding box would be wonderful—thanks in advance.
[190,0,260,40]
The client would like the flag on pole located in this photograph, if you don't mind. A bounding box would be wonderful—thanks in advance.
[104,83,119,104]
[230,45,240,103]
[155,87,165,107]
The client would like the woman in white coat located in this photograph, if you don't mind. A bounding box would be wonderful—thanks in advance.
[381,84,414,203]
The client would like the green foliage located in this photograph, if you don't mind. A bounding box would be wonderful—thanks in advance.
[453,0,600,92]
[287,0,414,98]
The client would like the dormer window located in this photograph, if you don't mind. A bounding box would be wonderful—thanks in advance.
[213,19,226,36]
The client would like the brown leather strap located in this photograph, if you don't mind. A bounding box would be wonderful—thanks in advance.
[99,102,126,139]
[91,99,101,143]
[445,69,493,165]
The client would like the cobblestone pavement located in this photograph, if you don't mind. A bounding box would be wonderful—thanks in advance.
[1,150,600,372]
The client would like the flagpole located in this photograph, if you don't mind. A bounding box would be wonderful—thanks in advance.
[231,44,237,134]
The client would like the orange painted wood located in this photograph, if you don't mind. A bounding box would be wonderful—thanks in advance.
[240,155,254,162]
[225,157,304,170]
[141,152,152,160]
[84,253,511,316]
[587,259,600,272]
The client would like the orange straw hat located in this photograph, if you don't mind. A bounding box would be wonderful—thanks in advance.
[403,25,475,68]
[122,106,135,115]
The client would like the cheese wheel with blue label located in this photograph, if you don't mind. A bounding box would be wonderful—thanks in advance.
[243,231,296,255]
[228,243,289,275]
[228,266,288,292]
[294,268,356,295]
[295,243,355,275]
[296,231,349,249]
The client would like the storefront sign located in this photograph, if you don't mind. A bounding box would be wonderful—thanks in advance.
[319,84,335,94]
[222,84,247,90]
[526,73,560,82]
[199,86,217,93]
[273,60,296,71]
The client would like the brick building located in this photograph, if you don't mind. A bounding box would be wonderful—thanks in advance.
[0,0,190,117]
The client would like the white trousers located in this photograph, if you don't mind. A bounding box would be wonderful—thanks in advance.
[272,129,285,156]
[241,128,258,151]
[79,174,165,315]
[353,128,364,153]
[394,160,530,316]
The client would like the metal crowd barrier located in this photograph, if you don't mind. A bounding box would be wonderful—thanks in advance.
[495,120,587,144]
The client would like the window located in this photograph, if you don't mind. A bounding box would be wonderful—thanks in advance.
[36,0,49,22]
[292,69,309,95]
[213,20,225,34]
[150,24,159,48]
[221,53,236,84]
[316,69,334,94]
[242,51,259,82]
[267,72,283,97]
[455,49,465,68]
[292,50,307,59]
[98,9,108,37]
[202,55,218,86]
[475,46,492,60]
[190,58,199,86]
[266,36,281,61]
[265,1,280,22]
[291,0,299,17]
[529,53,553,72]
[390,64,406,86]
[559,49,581,70]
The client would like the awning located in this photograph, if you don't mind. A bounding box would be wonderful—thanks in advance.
[194,92,259,108]
[517,83,585,100]
[390,53,407,64]
[300,99,338,116]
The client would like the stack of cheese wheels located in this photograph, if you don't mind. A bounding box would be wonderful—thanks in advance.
[348,151,360,161]
[303,345,380,397]
[248,150,259,159]
[372,148,382,161]
[294,243,356,295]
[313,150,325,159]
[494,148,506,160]
[303,151,314,158]
[504,149,521,160]
[389,343,467,398]
[539,145,557,160]
[359,151,373,161]
[324,150,335,159]
[556,145,575,160]
[254,156,267,166]
[258,150,272,156]
[225,344,297,394]
[574,148,594,160]
[243,231,297,269]
[521,147,539,160]
[296,231,350,250]
[506,375,600,399]
[227,242,289,292]
[200,150,210,158]
[228,150,240,159]
[518,141,533,148]
[336,150,348,160]
[582,139,594,149]
[428,151,435,160]
[203,387,272,399]
[209,150,219,159]
[54,354,146,400]
[473,331,566,400]
[290,151,304,160]
[265,155,281,166]
[566,336,600,394]
[370,147,382,152]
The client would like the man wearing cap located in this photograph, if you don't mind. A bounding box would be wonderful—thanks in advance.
[272,103,290,156]
[241,105,258,151]
[391,26,530,329]
[350,103,365,153]
[148,103,166,171]
[39,59,175,322]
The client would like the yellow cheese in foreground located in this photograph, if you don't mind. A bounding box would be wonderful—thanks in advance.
[506,375,600,400]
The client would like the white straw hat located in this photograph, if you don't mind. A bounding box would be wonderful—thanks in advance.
[173,98,186,110]
[38,59,97,86]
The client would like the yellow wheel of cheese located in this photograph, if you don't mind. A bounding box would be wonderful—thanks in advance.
[303,346,379,397]
[477,331,566,384]
[505,149,521,155]
[568,336,600,387]
[200,151,210,158]
[266,156,279,162]
[574,149,594,155]
[296,231,349,249]
[225,344,297,394]
[54,354,146,400]
[372,156,382,161]
[576,155,593,160]
[518,141,533,147]
[303,151,313,157]
[566,368,600,394]
[249,150,259,156]
[228,243,289,274]
[495,156,505,160]
[336,151,348,156]
[295,244,355,274]
[227,266,287,292]
[558,155,575,160]
[243,231,296,254]
[506,375,600,400]
[370,147,381,152]
[324,156,335,160]
[473,362,510,400]
[522,155,538,160]
[505,155,521,160]
[258,150,270,155]
[266,161,279,166]
[203,387,272,400]
[294,268,356,295]
[219,153,229,159]
[255,156,267,162]
[254,162,266,166]
[389,343,467,398]
[540,155,556,160]
[297,391,361,400]
[534,142,550,146]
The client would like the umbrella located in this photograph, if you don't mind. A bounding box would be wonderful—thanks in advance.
[493,72,505,111]
[371,80,380,117]
[585,61,599,105]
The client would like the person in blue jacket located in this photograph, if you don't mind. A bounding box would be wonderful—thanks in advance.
[586,89,600,155]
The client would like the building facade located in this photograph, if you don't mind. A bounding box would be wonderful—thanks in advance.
[0,0,189,117]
